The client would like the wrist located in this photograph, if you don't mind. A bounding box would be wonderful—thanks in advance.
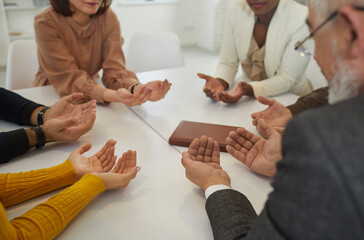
[216,78,229,90]
[28,126,46,148]
[129,82,141,94]
[37,107,50,125]
[240,82,254,96]
[30,106,45,126]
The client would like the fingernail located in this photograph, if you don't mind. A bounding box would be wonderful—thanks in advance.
[137,166,142,172]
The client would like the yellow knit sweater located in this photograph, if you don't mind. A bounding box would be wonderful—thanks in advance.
[0,160,105,240]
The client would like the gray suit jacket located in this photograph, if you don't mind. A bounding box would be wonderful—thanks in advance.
[206,94,364,240]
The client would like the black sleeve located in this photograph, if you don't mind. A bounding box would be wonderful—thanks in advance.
[205,189,257,240]
[287,87,328,115]
[0,129,30,164]
[0,88,42,126]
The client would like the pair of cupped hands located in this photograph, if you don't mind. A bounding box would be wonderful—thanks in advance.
[40,93,139,190]
[198,73,254,104]
[182,94,294,189]
[103,80,172,106]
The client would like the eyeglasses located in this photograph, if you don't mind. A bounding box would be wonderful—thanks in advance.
[295,6,364,57]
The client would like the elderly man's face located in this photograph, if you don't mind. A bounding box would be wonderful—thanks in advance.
[307,8,340,83]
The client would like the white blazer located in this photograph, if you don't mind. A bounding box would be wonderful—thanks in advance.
[215,0,312,97]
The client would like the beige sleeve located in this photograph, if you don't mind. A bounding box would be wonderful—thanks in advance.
[34,16,106,103]
[101,10,139,91]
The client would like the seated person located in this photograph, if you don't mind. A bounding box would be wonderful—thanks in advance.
[181,2,364,239]
[0,139,140,239]
[199,0,313,103]
[0,88,96,163]
[33,0,171,105]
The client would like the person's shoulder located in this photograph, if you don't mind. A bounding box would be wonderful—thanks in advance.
[285,94,364,151]
[292,94,364,128]
[282,0,307,20]
[34,7,61,28]
[98,8,119,24]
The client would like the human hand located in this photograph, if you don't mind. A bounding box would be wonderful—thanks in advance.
[216,82,253,104]
[251,96,292,128]
[44,93,96,123]
[68,140,118,180]
[103,88,152,106]
[226,119,282,177]
[198,73,227,101]
[136,79,171,102]
[42,107,96,142]
[181,136,231,191]
[92,150,140,190]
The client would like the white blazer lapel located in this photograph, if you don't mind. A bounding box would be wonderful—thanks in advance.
[264,0,289,77]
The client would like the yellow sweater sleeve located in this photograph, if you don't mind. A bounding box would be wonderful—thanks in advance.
[0,160,77,208]
[0,173,105,240]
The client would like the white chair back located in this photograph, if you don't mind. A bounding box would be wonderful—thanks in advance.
[126,32,185,73]
[5,40,39,90]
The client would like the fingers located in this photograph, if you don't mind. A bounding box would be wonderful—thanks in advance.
[112,150,136,174]
[76,142,92,155]
[257,119,277,139]
[217,91,236,103]
[226,129,254,152]
[70,92,85,103]
[226,145,247,164]
[80,99,97,111]
[203,137,214,163]
[196,135,208,162]
[211,141,220,164]
[187,138,200,160]
[256,96,275,106]
[95,139,116,159]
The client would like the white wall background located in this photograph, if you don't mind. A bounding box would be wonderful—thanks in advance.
[112,0,197,51]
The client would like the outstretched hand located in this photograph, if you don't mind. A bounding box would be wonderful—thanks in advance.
[103,88,152,106]
[44,93,96,122]
[137,79,171,102]
[69,140,118,180]
[42,105,96,143]
[93,150,140,190]
[198,73,227,101]
[251,96,292,128]
[216,82,254,104]
[181,136,231,191]
[69,140,141,189]
[226,119,282,177]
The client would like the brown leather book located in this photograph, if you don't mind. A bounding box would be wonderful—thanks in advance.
[168,120,240,152]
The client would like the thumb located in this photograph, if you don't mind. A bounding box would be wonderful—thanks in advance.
[257,119,276,138]
[257,96,275,106]
[197,73,210,81]
[77,142,92,155]
[69,93,85,102]
[125,166,140,180]
[117,88,132,98]
[181,152,193,168]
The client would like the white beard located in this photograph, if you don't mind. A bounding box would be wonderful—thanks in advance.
[328,40,359,104]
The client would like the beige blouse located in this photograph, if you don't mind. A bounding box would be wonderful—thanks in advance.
[33,8,139,103]
[241,37,267,82]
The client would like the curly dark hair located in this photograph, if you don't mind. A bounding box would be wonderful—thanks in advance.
[50,0,112,16]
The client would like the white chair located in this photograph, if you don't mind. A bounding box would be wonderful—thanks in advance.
[126,32,185,73]
[5,40,39,90]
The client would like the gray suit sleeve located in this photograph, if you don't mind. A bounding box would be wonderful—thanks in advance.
[205,101,364,240]
[206,189,257,240]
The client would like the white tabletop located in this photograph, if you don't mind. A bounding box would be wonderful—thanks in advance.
[1,65,299,239]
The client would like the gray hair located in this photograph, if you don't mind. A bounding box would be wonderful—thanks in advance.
[309,0,364,22]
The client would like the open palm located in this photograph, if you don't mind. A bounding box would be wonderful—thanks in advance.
[69,140,117,180]
[226,123,282,177]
